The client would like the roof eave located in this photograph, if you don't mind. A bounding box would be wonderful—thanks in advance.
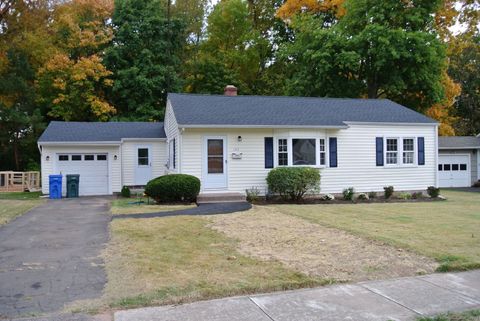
[439,146,480,150]
[178,124,349,129]
[344,121,438,126]
[38,141,122,146]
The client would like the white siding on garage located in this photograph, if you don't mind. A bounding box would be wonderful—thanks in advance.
[121,140,168,186]
[40,145,121,195]
[179,124,437,194]
[165,100,181,173]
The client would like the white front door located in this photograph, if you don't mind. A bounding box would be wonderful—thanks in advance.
[438,154,470,187]
[203,136,227,189]
[135,146,152,185]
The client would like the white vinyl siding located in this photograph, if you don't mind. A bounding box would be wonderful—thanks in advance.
[121,140,167,186]
[165,100,180,173]
[40,145,121,195]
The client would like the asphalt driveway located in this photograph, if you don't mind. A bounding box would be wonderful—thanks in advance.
[0,197,110,319]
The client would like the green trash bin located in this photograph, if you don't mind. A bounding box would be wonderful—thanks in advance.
[66,174,80,198]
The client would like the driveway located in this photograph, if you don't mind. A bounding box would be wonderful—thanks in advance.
[0,197,110,319]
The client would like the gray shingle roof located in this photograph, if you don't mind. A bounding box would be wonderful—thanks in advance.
[38,121,166,143]
[168,93,436,127]
[439,136,480,149]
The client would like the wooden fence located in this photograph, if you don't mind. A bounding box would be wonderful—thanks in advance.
[0,171,41,192]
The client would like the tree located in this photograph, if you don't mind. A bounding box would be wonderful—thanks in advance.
[104,0,185,120]
[282,0,446,112]
[276,0,345,20]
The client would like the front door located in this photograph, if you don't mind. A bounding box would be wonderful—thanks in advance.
[135,146,152,185]
[203,137,227,189]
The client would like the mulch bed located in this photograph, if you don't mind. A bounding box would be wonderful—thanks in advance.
[252,196,446,205]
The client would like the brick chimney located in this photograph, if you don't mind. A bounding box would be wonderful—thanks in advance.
[224,85,238,96]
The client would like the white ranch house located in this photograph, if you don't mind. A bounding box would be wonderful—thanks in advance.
[38,86,440,197]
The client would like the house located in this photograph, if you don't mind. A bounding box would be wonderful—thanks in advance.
[38,86,439,197]
[438,136,480,188]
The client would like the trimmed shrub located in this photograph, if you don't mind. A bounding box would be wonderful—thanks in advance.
[342,187,355,201]
[121,186,131,198]
[384,186,394,199]
[266,167,320,201]
[357,193,369,201]
[145,174,200,203]
[427,186,440,198]
[368,191,377,199]
[399,192,412,200]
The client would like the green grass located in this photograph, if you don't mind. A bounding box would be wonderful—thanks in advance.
[0,198,44,225]
[101,215,330,310]
[0,191,42,199]
[418,309,480,321]
[276,190,480,271]
[110,197,195,215]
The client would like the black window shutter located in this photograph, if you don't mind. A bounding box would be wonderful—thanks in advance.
[376,137,384,166]
[173,138,176,169]
[264,137,274,169]
[329,137,337,168]
[418,137,425,165]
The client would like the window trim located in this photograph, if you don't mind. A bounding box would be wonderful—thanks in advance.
[276,138,289,167]
[383,136,418,167]
[274,137,326,168]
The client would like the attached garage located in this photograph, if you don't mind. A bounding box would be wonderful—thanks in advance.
[438,136,480,188]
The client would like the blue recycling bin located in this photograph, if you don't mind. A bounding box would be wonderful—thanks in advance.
[49,175,62,199]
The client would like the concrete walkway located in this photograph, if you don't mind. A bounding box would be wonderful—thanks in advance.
[0,197,110,318]
[115,270,480,321]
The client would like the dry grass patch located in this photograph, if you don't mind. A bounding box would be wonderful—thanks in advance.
[209,206,437,282]
[99,215,328,310]
[276,190,480,271]
[0,199,44,226]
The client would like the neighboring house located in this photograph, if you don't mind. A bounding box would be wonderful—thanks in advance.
[38,86,439,197]
[438,136,480,188]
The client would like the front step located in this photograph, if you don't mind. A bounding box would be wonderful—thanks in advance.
[197,192,246,204]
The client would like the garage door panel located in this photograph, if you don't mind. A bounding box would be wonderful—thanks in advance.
[56,153,109,196]
[438,154,470,188]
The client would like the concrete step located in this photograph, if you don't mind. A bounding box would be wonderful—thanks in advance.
[197,192,246,204]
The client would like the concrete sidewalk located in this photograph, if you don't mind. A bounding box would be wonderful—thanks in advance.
[115,270,480,321]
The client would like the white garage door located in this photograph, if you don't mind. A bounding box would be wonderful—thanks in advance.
[56,153,109,196]
[438,154,470,188]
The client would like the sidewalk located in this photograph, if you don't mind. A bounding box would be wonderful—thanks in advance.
[115,270,480,321]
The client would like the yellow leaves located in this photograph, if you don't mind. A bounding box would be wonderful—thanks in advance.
[89,96,116,121]
[276,0,345,20]
[426,72,461,136]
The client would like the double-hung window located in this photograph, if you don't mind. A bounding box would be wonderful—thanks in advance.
[402,138,414,164]
[319,139,326,166]
[292,139,316,165]
[386,138,398,165]
[278,139,288,166]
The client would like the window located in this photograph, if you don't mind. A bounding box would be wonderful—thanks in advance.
[444,164,451,171]
[452,164,459,171]
[292,139,316,165]
[319,139,326,166]
[386,139,398,164]
[71,155,81,161]
[402,138,414,164]
[84,155,94,161]
[278,139,288,166]
[438,164,443,171]
[207,139,224,173]
[97,155,107,161]
[460,164,467,171]
[137,148,149,165]
[59,155,69,161]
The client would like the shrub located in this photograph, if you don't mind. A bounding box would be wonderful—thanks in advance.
[145,174,200,203]
[322,194,335,201]
[121,186,131,198]
[427,186,440,198]
[412,192,423,199]
[245,187,260,203]
[266,167,320,201]
[399,192,412,200]
[357,193,369,201]
[368,191,377,199]
[384,186,394,199]
[342,187,355,201]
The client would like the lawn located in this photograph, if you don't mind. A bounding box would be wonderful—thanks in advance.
[0,192,43,225]
[276,190,480,271]
[110,197,195,215]
[418,309,480,321]
[101,214,328,310]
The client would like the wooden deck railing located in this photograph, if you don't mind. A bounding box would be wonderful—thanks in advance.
[0,171,41,192]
